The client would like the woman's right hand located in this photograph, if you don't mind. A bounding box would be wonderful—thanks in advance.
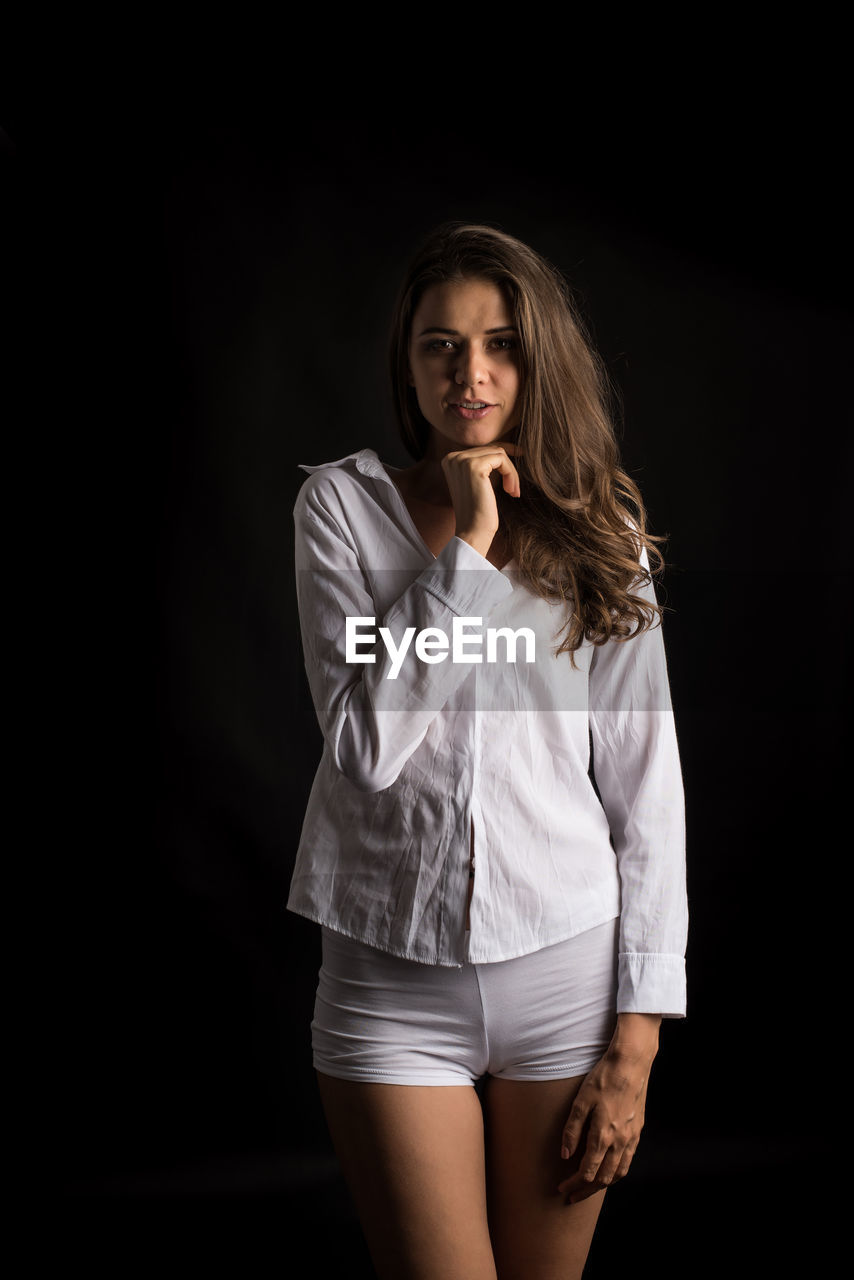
[441,442,522,560]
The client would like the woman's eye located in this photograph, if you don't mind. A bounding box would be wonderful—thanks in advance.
[422,336,515,354]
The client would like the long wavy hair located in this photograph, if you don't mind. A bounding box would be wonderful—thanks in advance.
[388,221,665,661]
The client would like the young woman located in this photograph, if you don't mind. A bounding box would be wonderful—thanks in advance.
[289,223,687,1279]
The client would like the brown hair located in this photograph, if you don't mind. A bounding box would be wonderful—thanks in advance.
[388,221,665,661]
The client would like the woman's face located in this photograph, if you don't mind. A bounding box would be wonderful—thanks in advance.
[407,277,522,457]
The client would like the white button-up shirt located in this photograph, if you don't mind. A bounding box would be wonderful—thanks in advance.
[288,449,688,1016]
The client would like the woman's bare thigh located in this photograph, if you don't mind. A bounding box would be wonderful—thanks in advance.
[484,1075,607,1280]
[316,1072,497,1280]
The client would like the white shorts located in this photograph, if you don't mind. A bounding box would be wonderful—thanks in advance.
[312,917,619,1086]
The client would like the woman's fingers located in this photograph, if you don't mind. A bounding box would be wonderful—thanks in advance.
[588,1136,631,1189]
[557,1129,638,1203]
[560,1090,592,1159]
[442,444,522,498]
[557,1113,608,1198]
[486,440,523,496]
[611,1139,638,1184]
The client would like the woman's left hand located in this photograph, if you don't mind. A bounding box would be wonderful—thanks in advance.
[557,1013,661,1203]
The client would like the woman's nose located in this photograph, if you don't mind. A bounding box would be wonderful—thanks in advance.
[455,348,487,388]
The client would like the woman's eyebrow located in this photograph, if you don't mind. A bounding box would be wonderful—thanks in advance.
[416,325,519,336]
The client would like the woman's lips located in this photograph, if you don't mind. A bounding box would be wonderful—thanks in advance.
[449,402,496,421]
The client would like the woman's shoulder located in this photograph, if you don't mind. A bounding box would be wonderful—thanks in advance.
[297,450,381,499]
[294,448,389,528]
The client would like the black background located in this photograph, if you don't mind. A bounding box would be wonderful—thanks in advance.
[16,108,849,1275]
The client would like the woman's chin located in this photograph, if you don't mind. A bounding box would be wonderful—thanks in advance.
[427,422,517,455]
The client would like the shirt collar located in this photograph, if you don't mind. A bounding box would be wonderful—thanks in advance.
[298,448,395,487]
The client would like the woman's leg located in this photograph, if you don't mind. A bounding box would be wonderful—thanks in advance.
[483,1075,606,1280]
[317,1073,498,1280]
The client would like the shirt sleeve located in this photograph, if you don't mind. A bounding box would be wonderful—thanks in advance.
[294,472,515,792]
[588,545,688,1017]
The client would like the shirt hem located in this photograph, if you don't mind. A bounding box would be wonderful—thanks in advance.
[287,900,623,968]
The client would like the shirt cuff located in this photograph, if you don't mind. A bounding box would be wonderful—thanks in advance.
[417,536,515,617]
[617,952,686,1019]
